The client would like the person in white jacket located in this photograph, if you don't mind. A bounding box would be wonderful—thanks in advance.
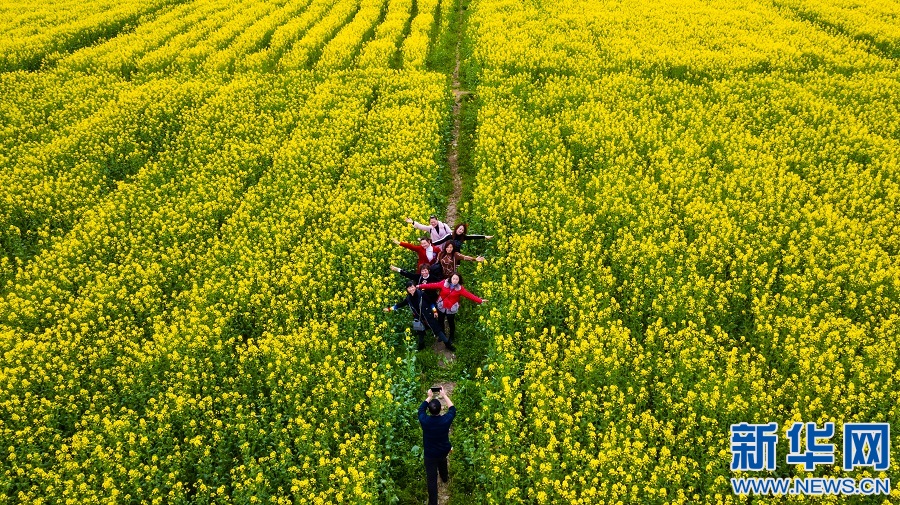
[405,215,452,245]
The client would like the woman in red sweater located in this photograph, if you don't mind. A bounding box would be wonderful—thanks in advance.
[417,272,486,345]
[392,236,441,270]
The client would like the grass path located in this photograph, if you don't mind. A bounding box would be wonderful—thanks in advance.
[431,1,471,502]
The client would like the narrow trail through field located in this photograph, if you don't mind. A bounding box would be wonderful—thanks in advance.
[429,2,470,504]
[430,0,468,370]
[443,41,468,227]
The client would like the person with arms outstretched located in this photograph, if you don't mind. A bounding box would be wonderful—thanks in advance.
[390,236,441,270]
[385,282,455,351]
[390,263,443,304]
[419,386,455,505]
[418,272,485,344]
[433,222,494,251]
[435,241,484,279]
[405,215,452,245]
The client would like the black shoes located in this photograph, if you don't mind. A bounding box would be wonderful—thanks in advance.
[445,341,456,352]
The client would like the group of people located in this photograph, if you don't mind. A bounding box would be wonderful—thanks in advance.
[383,214,493,505]
[384,215,491,353]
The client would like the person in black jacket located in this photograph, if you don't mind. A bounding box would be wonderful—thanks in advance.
[389,263,444,304]
[419,385,455,505]
[384,282,456,351]
[433,222,493,251]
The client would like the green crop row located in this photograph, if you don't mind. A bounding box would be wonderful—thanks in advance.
[459,0,900,503]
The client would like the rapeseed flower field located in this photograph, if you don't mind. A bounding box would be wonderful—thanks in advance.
[460,0,900,503]
[0,0,898,503]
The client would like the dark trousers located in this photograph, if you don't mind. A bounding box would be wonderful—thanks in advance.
[437,311,456,342]
[424,456,449,505]
[419,312,449,346]
[415,329,426,349]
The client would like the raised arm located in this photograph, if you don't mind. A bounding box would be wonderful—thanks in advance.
[408,218,431,233]
[398,241,419,252]
[457,253,485,262]
[439,389,455,421]
[384,297,410,312]
[390,265,418,281]
[459,286,483,305]
[432,234,451,246]
[417,281,444,291]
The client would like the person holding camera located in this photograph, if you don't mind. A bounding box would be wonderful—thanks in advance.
[419,386,455,505]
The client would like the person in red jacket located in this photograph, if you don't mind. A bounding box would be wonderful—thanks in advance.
[417,272,486,344]
[391,237,441,270]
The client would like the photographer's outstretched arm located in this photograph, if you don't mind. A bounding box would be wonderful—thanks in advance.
[441,388,453,409]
